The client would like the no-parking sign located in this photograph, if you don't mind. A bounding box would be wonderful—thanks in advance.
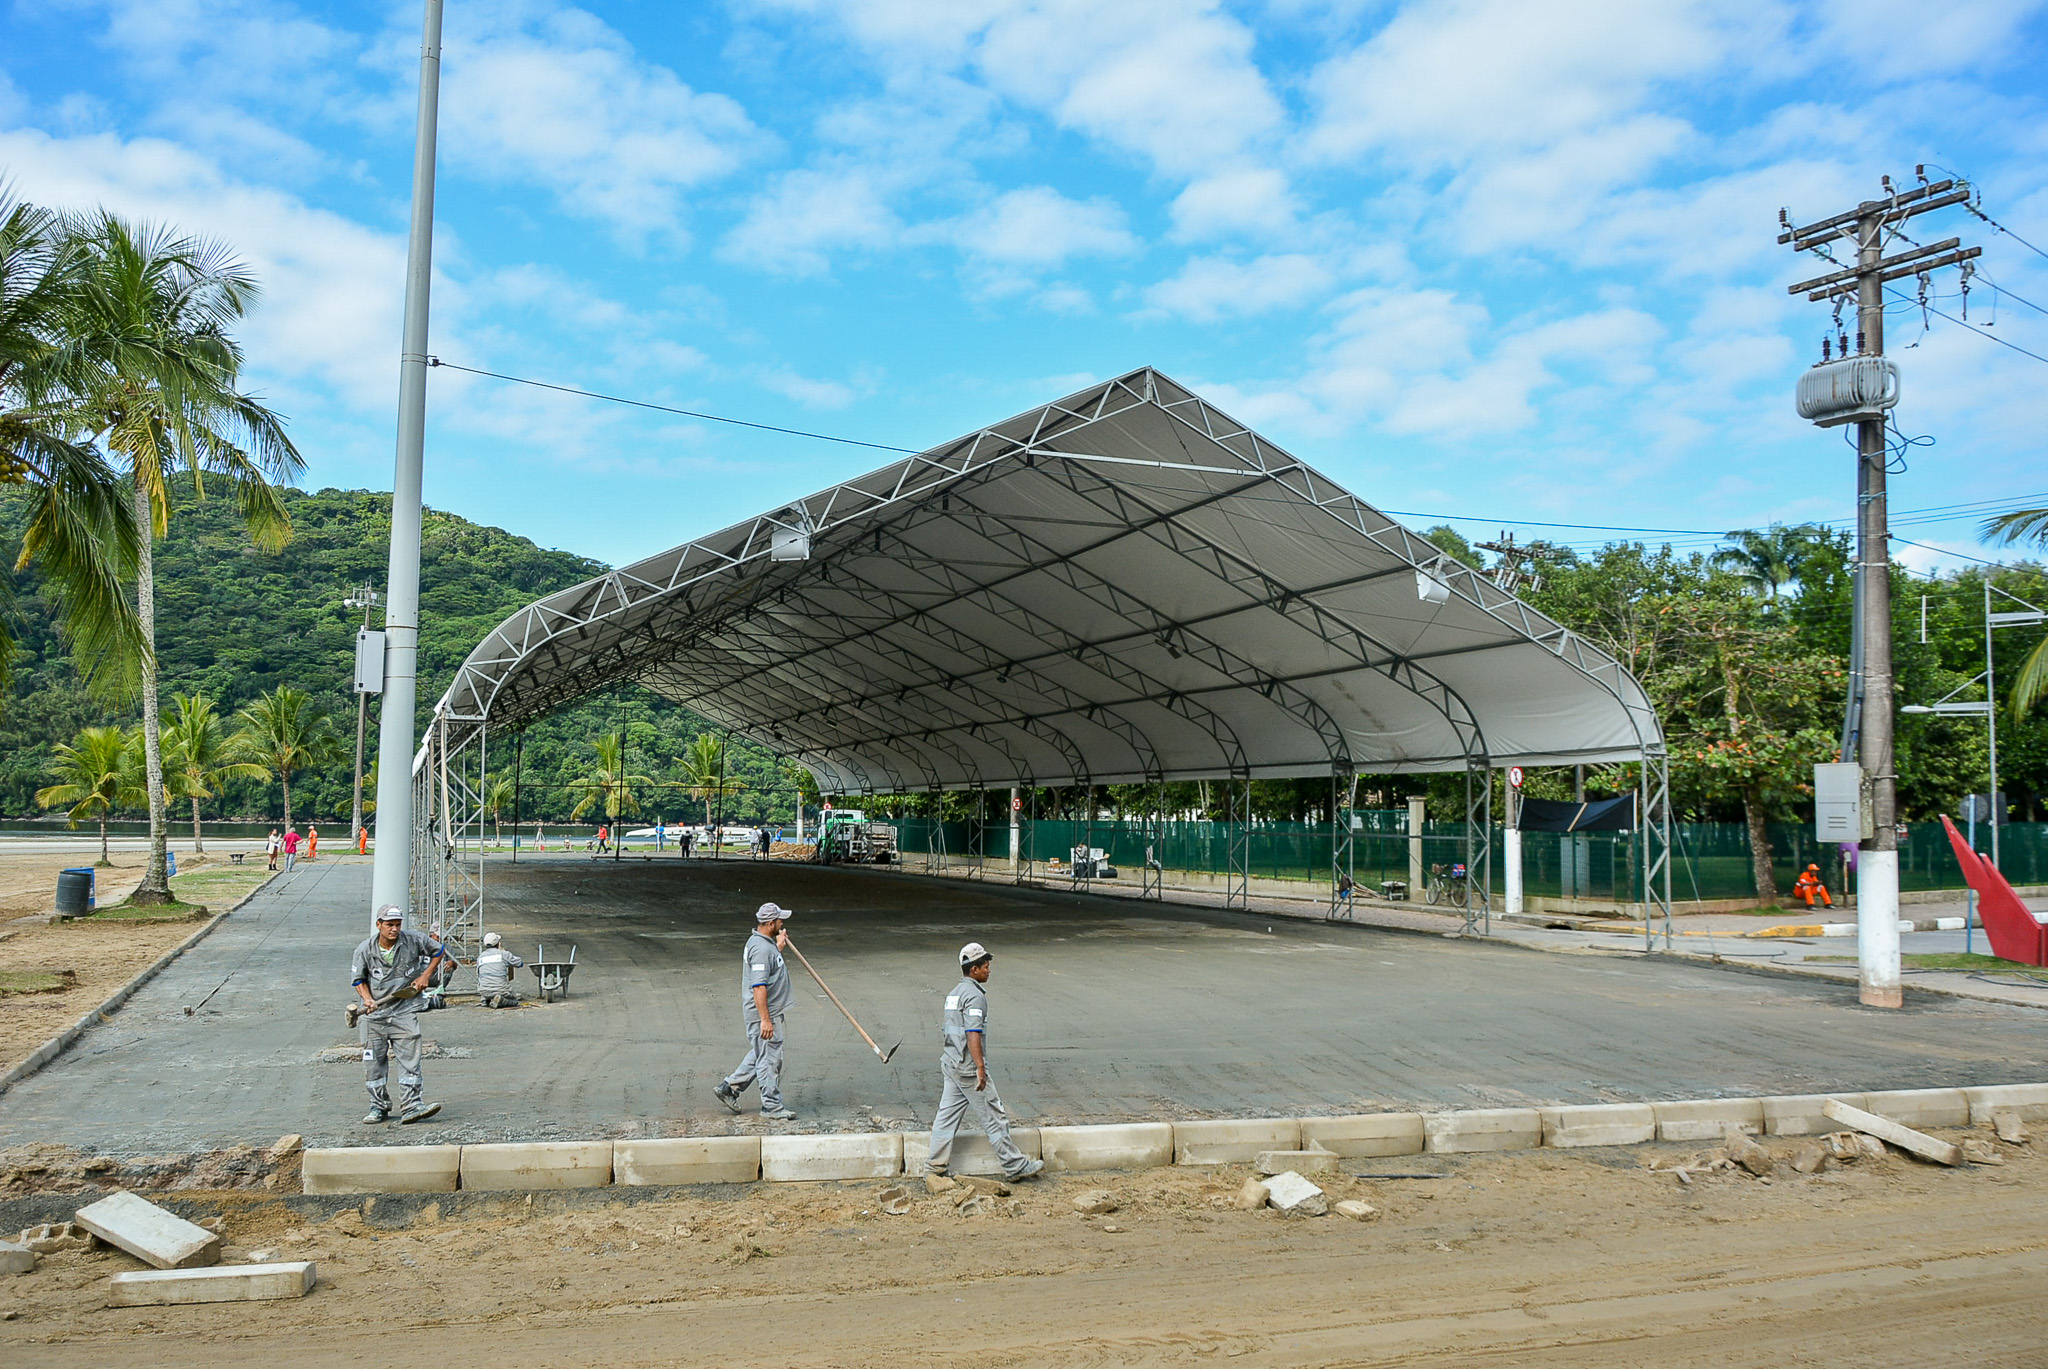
[1508,766,1525,789]
[1012,796,1023,812]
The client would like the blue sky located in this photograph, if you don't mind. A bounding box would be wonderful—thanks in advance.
[3,0,2045,572]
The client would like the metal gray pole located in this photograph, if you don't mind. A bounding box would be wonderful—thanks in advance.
[1985,578,2001,871]
[348,587,374,850]
[369,0,443,921]
[1855,203,1901,1009]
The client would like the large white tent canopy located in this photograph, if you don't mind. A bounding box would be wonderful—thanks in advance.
[436,369,1663,794]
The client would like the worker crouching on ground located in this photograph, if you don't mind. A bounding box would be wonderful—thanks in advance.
[477,931,526,1008]
[927,942,1044,1182]
[714,903,798,1121]
[349,905,446,1126]
[1794,863,1834,909]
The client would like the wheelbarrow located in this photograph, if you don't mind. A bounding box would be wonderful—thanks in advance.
[529,943,579,1002]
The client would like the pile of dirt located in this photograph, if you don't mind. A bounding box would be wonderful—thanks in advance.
[0,1140,302,1196]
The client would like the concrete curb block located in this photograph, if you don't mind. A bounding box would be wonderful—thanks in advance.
[1172,1117,1300,1165]
[293,1080,2048,1195]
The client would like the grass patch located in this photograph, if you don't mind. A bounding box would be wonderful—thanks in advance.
[0,968,76,995]
[170,864,273,904]
[88,899,211,922]
[1805,951,2046,973]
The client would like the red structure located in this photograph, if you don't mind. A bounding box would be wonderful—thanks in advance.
[1940,815,2048,966]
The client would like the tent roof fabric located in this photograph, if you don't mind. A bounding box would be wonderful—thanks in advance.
[438,369,1663,792]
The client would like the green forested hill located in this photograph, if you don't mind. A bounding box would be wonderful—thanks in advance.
[0,482,795,825]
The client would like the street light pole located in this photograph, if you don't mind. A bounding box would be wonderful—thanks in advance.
[344,584,378,850]
[369,0,444,922]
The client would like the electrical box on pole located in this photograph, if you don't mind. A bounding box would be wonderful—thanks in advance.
[354,628,387,695]
[1814,762,1872,842]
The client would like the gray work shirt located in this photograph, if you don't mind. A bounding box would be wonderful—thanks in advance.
[349,928,444,1019]
[475,946,525,992]
[741,930,791,1027]
[941,975,989,1075]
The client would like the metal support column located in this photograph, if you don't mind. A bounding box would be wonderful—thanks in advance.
[1329,766,1357,920]
[1642,752,1673,951]
[1462,757,1493,935]
[1226,775,1250,910]
[1142,780,1165,902]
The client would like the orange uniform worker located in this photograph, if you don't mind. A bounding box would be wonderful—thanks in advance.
[1793,863,1833,909]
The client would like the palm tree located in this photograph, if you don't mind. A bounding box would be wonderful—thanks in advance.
[234,685,341,828]
[36,724,143,864]
[569,733,652,824]
[0,187,141,693]
[161,692,267,854]
[678,733,743,828]
[484,775,517,846]
[57,211,303,904]
[1713,525,1825,599]
[1983,507,2048,720]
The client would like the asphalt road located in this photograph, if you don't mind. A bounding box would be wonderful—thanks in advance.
[4,852,2047,1153]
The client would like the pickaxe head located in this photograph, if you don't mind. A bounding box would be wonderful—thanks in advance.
[877,1040,901,1064]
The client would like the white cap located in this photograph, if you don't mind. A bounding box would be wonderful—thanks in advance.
[756,902,792,923]
[374,904,404,924]
[959,941,989,967]
[483,931,502,947]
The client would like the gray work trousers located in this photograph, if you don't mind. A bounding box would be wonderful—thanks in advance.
[723,1021,784,1109]
[362,1011,424,1113]
[928,1063,1028,1176]
[481,987,522,1008]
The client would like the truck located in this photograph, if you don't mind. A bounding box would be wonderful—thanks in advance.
[816,809,899,865]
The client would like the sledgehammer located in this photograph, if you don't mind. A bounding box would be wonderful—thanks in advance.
[784,935,900,1064]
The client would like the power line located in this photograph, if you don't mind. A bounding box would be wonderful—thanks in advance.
[1390,493,2048,541]
[426,358,919,454]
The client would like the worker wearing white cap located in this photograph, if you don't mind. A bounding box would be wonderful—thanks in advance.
[927,941,1043,1181]
[348,905,446,1125]
[714,903,798,1121]
[475,931,526,1009]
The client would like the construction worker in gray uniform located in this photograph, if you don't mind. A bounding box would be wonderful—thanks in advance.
[927,942,1044,1181]
[349,905,446,1125]
[713,903,799,1120]
[475,931,525,1008]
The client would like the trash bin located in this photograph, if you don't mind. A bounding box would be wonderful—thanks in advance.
[167,849,176,878]
[55,867,95,918]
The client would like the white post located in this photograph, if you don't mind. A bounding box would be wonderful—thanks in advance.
[795,796,804,846]
[369,0,443,925]
[1504,785,1523,918]
[1009,786,1021,874]
[1407,795,1425,896]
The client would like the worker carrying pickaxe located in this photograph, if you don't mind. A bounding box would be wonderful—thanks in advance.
[1793,863,1833,909]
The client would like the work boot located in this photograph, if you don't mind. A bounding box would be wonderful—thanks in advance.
[1006,1159,1045,1181]
[398,1101,442,1125]
[362,1108,389,1124]
[761,1106,799,1121]
[713,1082,742,1114]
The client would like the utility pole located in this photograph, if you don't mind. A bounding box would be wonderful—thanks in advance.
[1782,170,1978,1009]
[344,584,379,850]
[369,0,444,923]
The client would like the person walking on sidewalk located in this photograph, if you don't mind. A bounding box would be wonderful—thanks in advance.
[282,826,300,871]
[714,902,798,1121]
[265,827,281,872]
[926,941,1043,1181]
[306,824,320,861]
[349,906,446,1125]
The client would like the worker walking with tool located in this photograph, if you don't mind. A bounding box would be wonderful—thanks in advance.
[927,942,1043,1182]
[348,905,447,1125]
[714,903,799,1121]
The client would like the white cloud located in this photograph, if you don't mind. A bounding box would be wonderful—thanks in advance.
[941,185,1136,266]
[1169,166,1302,241]
[755,367,860,409]
[439,4,766,240]
[719,166,902,275]
[1144,253,1335,321]
[1804,0,2047,81]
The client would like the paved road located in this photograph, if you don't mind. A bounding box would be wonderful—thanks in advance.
[4,853,2047,1153]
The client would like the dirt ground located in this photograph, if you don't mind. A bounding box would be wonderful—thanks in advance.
[0,853,271,1074]
[1,1124,2042,1367]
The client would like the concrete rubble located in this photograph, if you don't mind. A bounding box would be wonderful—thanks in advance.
[876,1184,912,1215]
[1071,1188,1120,1215]
[0,1239,35,1275]
[74,1190,222,1269]
[1992,1111,2028,1144]
[1723,1127,1776,1177]
[1822,1099,1963,1167]
[1332,1199,1375,1220]
[1262,1170,1327,1216]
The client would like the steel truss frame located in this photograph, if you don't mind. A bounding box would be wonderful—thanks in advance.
[1225,775,1250,909]
[1640,751,1674,950]
[1329,766,1358,919]
[409,717,486,972]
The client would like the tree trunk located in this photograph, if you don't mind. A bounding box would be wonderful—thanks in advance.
[131,483,173,905]
[1743,784,1776,899]
[281,770,293,829]
[100,813,109,866]
[191,795,206,854]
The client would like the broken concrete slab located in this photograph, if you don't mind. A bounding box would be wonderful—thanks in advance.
[1724,1128,1775,1177]
[301,1144,460,1195]
[1039,1122,1173,1173]
[1253,1149,1337,1176]
[1424,1108,1541,1154]
[1071,1188,1121,1215]
[266,1135,303,1163]
[106,1261,315,1307]
[1993,1111,2028,1144]
[1960,1138,2003,1165]
[1332,1199,1375,1220]
[1964,1082,2048,1124]
[74,1191,220,1270]
[613,1137,760,1186]
[1300,1112,1425,1158]
[0,1240,34,1275]
[901,1127,1040,1177]
[459,1141,613,1191]
[1862,1088,1971,1131]
[1173,1118,1301,1165]
[1234,1176,1269,1211]
[1790,1143,1828,1174]
[1542,1103,1656,1148]
[1653,1097,1764,1143]
[1822,1098,1962,1167]
[1761,1093,1867,1136]
[760,1132,902,1182]
[1262,1171,1327,1216]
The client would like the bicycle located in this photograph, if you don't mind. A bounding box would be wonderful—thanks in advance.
[1424,862,1469,908]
